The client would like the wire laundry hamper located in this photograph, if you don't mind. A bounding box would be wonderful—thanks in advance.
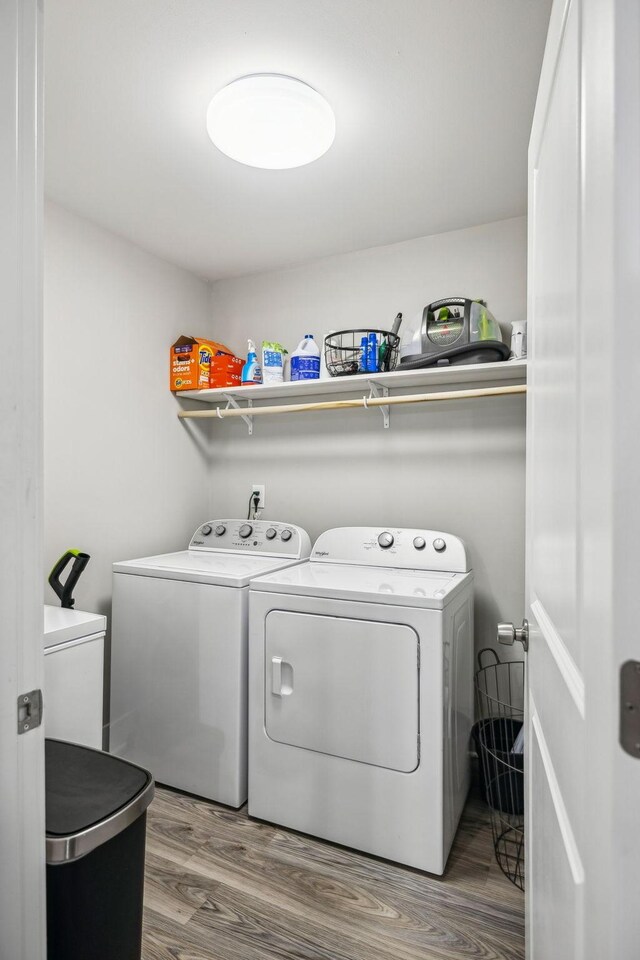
[473,648,525,890]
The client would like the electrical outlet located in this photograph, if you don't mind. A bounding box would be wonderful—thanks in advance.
[252,484,265,510]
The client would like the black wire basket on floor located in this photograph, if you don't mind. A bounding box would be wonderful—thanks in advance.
[473,648,525,890]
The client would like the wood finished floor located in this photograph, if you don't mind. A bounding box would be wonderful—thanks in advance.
[142,784,524,960]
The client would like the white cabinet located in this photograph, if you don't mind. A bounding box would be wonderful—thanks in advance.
[44,606,106,749]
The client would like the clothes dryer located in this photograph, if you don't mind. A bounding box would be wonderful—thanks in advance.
[110,519,310,807]
[249,526,473,873]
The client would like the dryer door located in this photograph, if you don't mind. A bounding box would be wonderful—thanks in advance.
[265,611,419,772]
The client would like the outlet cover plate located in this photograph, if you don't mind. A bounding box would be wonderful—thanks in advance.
[252,484,265,510]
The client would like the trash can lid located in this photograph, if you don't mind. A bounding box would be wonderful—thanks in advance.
[46,739,154,864]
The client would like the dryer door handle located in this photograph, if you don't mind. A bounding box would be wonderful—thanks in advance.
[271,656,283,695]
[271,656,293,696]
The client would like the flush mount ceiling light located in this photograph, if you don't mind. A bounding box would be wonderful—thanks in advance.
[206,74,335,170]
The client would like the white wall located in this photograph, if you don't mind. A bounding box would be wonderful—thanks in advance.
[210,217,527,654]
[44,201,213,618]
[44,208,526,664]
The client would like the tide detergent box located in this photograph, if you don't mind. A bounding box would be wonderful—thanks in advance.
[170,336,243,391]
[209,352,244,388]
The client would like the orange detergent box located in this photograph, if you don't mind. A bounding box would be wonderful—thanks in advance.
[170,336,243,391]
[209,352,244,388]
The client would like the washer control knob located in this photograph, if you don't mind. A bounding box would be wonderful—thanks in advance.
[239,524,253,539]
[214,524,226,536]
[265,527,277,540]
[378,532,394,549]
[201,524,213,536]
[433,538,446,552]
[413,537,426,551]
[281,529,293,542]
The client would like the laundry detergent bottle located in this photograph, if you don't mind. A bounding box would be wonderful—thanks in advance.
[290,334,320,381]
[241,339,262,385]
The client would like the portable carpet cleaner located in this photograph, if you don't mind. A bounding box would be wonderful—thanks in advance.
[399,297,510,368]
[48,549,90,608]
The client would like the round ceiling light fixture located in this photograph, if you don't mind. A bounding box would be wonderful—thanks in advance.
[206,74,335,170]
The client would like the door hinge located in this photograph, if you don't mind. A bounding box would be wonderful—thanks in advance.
[17,689,42,734]
[620,662,640,758]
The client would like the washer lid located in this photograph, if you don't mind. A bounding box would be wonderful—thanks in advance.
[44,605,107,648]
[113,550,305,587]
[250,561,472,609]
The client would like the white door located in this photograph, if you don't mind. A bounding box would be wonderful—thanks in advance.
[0,1,46,957]
[525,0,640,956]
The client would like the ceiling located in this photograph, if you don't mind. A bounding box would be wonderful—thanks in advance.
[44,0,551,281]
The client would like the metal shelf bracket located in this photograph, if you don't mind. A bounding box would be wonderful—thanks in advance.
[365,382,390,428]
[222,394,253,435]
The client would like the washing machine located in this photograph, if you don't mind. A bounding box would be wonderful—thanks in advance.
[248,526,474,874]
[109,519,311,807]
[44,605,106,750]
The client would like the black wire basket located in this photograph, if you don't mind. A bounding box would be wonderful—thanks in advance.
[473,648,525,891]
[323,329,400,377]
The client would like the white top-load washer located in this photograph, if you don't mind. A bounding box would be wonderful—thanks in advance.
[110,519,311,807]
[44,605,106,750]
[249,526,474,874]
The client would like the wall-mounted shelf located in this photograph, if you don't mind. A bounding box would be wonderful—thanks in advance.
[178,359,526,404]
[176,359,527,434]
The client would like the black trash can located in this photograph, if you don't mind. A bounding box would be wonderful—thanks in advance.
[45,739,154,960]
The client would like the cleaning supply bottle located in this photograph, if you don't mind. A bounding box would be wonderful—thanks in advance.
[358,335,368,373]
[241,339,262,385]
[290,334,320,381]
[366,332,379,373]
[262,341,287,383]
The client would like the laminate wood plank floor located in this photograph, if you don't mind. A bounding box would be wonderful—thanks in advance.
[143,784,524,960]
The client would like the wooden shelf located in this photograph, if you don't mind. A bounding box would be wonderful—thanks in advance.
[177,359,527,405]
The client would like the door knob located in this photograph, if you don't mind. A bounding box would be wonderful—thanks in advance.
[497,619,529,652]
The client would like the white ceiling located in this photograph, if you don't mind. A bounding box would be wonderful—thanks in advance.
[44,0,551,281]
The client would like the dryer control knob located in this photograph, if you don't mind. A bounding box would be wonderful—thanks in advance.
[378,532,394,549]
[281,529,293,542]
[413,537,426,550]
[214,525,226,536]
[239,524,253,539]
[201,524,213,536]
[433,538,446,552]
[266,528,277,540]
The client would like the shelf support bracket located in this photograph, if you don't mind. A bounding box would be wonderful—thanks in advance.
[222,394,253,435]
[366,382,390,429]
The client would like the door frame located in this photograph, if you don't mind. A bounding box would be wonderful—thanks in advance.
[0,1,46,956]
